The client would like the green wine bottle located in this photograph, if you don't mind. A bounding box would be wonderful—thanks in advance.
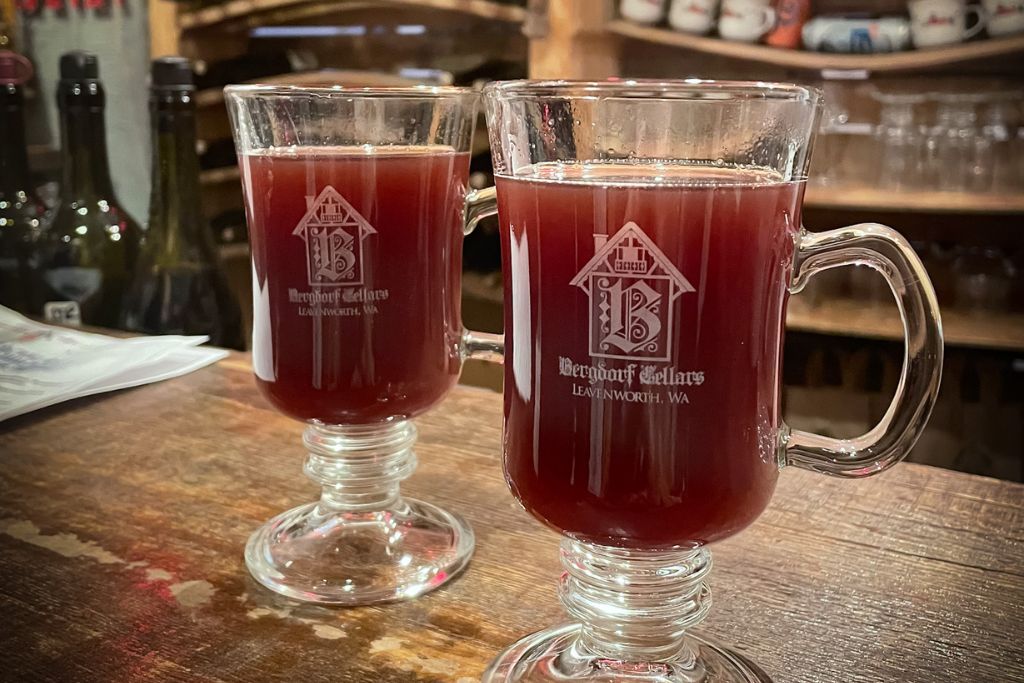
[39,51,142,327]
[0,52,47,314]
[121,57,243,348]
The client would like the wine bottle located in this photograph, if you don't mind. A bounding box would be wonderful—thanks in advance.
[39,51,141,327]
[121,57,243,349]
[0,51,47,314]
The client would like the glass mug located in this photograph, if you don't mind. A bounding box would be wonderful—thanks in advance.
[472,81,943,682]
[225,86,501,605]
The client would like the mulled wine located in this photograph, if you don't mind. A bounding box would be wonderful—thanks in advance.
[242,146,470,424]
[498,161,803,548]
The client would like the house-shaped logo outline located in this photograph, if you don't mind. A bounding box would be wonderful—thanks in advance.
[292,185,377,287]
[570,222,695,361]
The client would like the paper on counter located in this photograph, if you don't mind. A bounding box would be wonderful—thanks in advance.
[0,306,229,422]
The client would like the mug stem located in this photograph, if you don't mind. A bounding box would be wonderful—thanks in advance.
[244,420,474,605]
[483,540,771,681]
[303,421,417,510]
[560,539,712,664]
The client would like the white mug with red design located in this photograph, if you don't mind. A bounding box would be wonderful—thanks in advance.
[669,0,721,34]
[621,0,668,24]
[909,0,987,47]
[718,0,776,41]
[983,0,1024,35]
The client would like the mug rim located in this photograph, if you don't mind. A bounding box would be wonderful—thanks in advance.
[223,84,478,100]
[483,79,822,104]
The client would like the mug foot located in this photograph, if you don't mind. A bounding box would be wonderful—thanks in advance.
[245,496,474,605]
[483,624,771,682]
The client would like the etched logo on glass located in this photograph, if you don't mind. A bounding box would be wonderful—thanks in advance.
[570,222,695,361]
[292,186,377,286]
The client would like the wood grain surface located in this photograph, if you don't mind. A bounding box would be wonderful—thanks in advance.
[1,354,1022,683]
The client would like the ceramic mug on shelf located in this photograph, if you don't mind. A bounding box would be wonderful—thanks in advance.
[802,17,912,52]
[982,0,1024,36]
[718,0,776,41]
[621,0,668,24]
[669,0,720,34]
[908,0,987,47]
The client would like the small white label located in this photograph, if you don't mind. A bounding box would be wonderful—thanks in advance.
[43,301,82,326]
[821,69,870,80]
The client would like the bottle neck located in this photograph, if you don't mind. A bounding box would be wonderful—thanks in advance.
[0,84,33,194]
[59,98,116,200]
[147,89,209,256]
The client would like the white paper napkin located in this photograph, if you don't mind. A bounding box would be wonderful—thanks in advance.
[0,306,229,421]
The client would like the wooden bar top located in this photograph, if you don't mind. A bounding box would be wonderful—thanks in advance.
[1,353,1022,682]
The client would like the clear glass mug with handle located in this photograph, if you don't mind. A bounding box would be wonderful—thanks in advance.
[225,85,500,605]
[467,80,943,682]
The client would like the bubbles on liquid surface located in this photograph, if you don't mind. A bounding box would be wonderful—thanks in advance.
[509,159,790,188]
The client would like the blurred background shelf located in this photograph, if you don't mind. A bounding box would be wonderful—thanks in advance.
[194,69,424,107]
[606,20,1024,73]
[786,297,1024,352]
[180,0,526,31]
[464,272,1024,352]
[804,187,1024,214]
[200,166,241,186]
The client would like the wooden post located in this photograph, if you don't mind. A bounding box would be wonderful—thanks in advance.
[149,0,180,58]
[527,0,620,79]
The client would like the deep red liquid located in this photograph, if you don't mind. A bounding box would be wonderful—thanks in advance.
[498,163,803,548]
[243,147,469,424]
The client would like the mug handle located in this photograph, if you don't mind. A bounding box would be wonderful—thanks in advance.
[963,5,988,39]
[461,186,506,362]
[784,223,943,477]
[758,6,777,36]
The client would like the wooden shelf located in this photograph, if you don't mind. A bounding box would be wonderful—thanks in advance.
[200,166,241,186]
[181,0,526,31]
[805,186,1024,215]
[462,271,504,304]
[607,20,1024,73]
[195,69,425,108]
[217,242,251,260]
[787,297,1024,352]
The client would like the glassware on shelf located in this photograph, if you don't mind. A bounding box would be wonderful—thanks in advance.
[849,263,891,306]
[846,214,939,307]
[925,241,961,308]
[476,80,944,683]
[871,91,928,192]
[1009,248,1024,313]
[809,81,875,189]
[802,266,849,307]
[926,93,992,193]
[982,92,1024,193]
[808,84,845,188]
[952,246,1017,313]
[225,85,499,605]
[1017,107,1024,190]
